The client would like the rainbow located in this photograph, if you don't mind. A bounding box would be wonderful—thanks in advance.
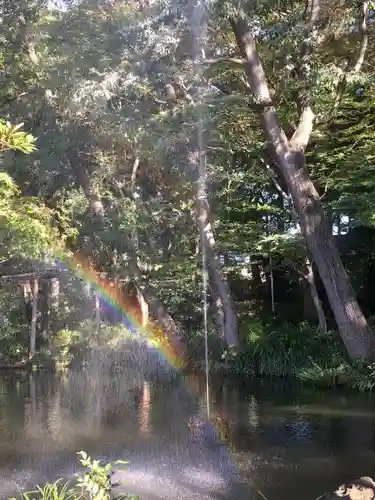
[55,250,186,371]
[50,244,234,455]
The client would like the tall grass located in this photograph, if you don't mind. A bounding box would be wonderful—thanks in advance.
[231,320,346,377]
[225,319,375,392]
[17,480,77,500]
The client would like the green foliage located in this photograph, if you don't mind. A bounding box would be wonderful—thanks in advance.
[227,318,375,393]
[0,0,375,370]
[298,360,375,392]
[49,327,82,368]
[230,319,346,378]
[0,121,36,154]
[45,323,139,369]
[75,451,129,500]
[16,480,77,500]
[12,451,140,500]
[0,172,67,263]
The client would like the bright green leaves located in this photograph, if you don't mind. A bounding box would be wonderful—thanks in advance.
[0,172,65,263]
[0,121,36,154]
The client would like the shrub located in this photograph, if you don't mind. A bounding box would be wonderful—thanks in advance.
[48,322,141,370]
[12,451,140,500]
[230,319,347,378]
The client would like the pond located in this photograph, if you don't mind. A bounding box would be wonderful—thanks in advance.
[1,370,375,500]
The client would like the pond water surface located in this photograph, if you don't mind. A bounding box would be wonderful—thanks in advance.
[0,370,375,500]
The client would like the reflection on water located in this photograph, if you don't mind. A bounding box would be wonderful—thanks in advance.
[1,372,375,499]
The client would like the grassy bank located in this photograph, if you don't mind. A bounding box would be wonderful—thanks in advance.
[188,319,375,392]
[3,319,375,393]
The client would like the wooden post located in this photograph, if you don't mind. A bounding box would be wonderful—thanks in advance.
[50,277,59,313]
[40,279,50,340]
[29,278,38,358]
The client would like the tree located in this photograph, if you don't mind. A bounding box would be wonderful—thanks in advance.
[219,0,375,360]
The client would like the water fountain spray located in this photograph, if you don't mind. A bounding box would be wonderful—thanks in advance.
[190,0,211,420]
[197,119,210,420]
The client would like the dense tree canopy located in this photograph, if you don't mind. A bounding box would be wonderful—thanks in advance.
[1,0,375,368]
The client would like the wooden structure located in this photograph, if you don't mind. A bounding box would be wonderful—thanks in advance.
[0,266,64,358]
[0,262,149,359]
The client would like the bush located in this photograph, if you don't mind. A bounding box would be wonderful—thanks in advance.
[48,322,141,370]
[227,317,375,392]
[229,319,347,378]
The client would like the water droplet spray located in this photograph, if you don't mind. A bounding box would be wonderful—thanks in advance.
[190,0,210,420]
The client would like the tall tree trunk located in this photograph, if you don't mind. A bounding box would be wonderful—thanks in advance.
[185,0,238,349]
[230,13,375,360]
[191,150,239,349]
[29,277,38,359]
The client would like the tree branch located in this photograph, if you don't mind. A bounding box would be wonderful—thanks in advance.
[203,57,245,66]
[290,105,315,151]
[324,1,370,121]
[354,1,369,73]
[263,160,300,227]
[304,0,320,23]
[229,12,294,170]
[290,0,321,148]
[131,157,140,188]
[229,15,273,107]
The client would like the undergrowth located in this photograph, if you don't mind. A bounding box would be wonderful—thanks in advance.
[197,318,375,392]
[227,320,346,376]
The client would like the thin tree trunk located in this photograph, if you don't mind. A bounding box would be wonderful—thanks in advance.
[136,286,149,327]
[94,291,101,332]
[302,257,327,333]
[127,257,185,354]
[205,248,238,348]
[209,279,226,345]
[50,277,59,313]
[139,381,151,436]
[251,257,263,294]
[29,278,38,359]
[269,253,275,312]
[230,13,375,360]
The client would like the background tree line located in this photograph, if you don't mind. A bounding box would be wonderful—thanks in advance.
[1,0,375,379]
